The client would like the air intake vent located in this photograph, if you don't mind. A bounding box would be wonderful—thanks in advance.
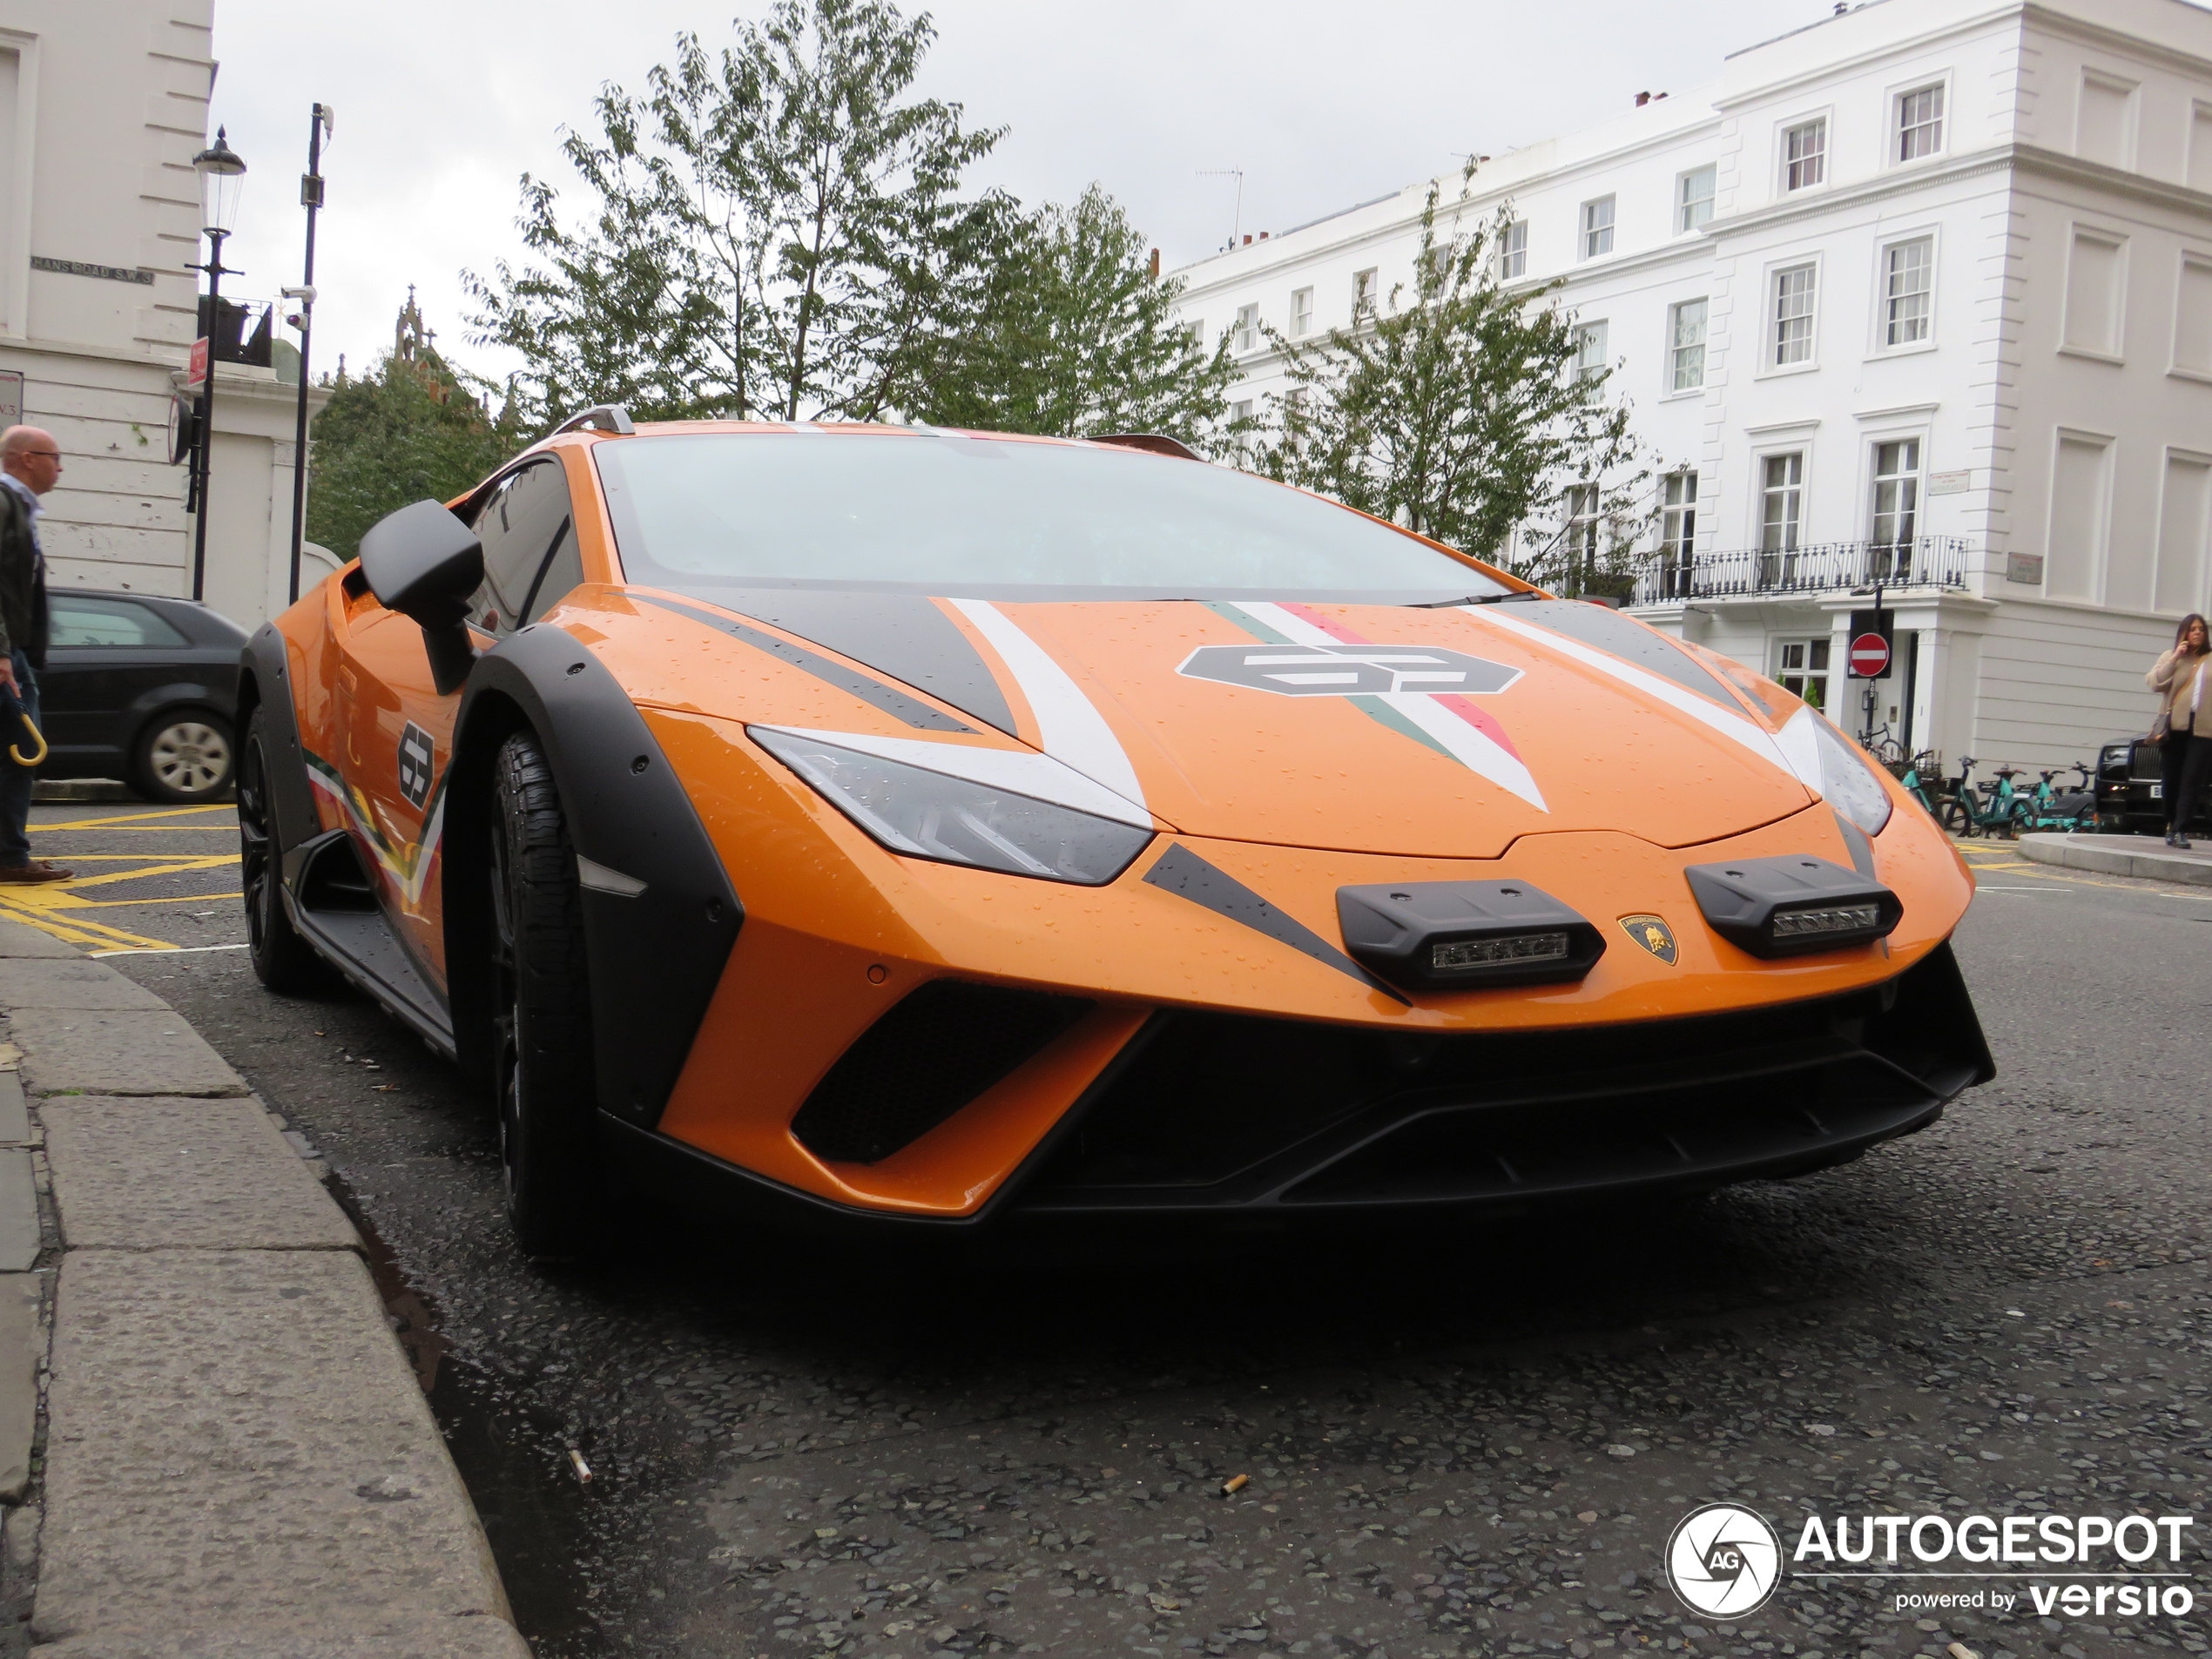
[791,981,1093,1164]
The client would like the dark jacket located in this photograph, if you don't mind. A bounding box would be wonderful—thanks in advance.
[0,482,49,671]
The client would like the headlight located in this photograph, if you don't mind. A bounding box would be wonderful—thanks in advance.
[1810,713,1893,837]
[751,728,1154,885]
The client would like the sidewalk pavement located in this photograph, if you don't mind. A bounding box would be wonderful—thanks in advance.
[2016,830,2212,887]
[0,918,528,1656]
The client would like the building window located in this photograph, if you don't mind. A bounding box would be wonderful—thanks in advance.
[1870,438,1921,577]
[1883,237,1933,347]
[1352,268,1378,320]
[1772,264,1817,366]
[1234,304,1258,354]
[1580,196,1615,260]
[1574,320,1609,381]
[1658,470,1697,597]
[1774,638,1830,711]
[1290,287,1313,336]
[1566,483,1602,569]
[1497,219,1527,280]
[1896,83,1945,162]
[1759,451,1805,587]
[1189,320,1205,354]
[1677,165,1716,233]
[1784,118,1826,191]
[1669,299,1708,391]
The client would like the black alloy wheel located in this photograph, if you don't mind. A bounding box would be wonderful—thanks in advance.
[134,709,234,803]
[489,729,601,1259]
[238,708,324,992]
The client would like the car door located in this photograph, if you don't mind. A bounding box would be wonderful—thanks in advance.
[39,593,194,774]
[330,457,583,988]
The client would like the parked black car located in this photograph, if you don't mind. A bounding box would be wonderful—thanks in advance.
[36,590,244,803]
[2096,736,2212,834]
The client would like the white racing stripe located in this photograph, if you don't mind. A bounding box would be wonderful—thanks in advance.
[1473,606,1811,792]
[948,600,1149,814]
[1234,602,1548,811]
[748,726,1156,827]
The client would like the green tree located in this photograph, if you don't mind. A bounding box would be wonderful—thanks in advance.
[465,0,1008,426]
[908,185,1239,448]
[1255,171,1650,592]
[305,306,524,562]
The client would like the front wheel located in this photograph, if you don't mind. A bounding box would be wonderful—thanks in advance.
[1939,799,1973,838]
[489,729,601,1260]
[238,708,325,993]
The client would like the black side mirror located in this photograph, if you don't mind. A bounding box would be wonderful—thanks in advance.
[358,499,483,695]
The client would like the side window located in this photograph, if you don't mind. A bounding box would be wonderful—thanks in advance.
[523,518,583,625]
[48,596,190,649]
[467,460,577,636]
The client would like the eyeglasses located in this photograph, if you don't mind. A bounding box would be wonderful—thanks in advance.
[17,451,58,462]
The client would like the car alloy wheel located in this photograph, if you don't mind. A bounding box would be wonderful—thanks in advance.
[139,715,233,802]
[237,709,323,992]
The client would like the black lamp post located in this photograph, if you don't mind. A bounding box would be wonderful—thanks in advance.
[189,126,246,603]
[284,105,332,606]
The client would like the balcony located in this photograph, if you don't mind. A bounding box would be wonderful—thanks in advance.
[1629,537,1975,606]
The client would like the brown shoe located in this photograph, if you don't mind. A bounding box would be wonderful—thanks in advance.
[0,861,71,883]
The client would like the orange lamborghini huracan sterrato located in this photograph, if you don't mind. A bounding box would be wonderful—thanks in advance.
[239,411,1992,1255]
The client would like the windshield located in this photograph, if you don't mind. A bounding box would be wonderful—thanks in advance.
[591,430,1509,601]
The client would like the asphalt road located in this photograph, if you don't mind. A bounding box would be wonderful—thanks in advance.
[32,800,2209,1659]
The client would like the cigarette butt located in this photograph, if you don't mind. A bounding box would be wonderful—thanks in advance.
[1220,1473,1250,1497]
[569,1447,593,1483]
[1946,1644,1979,1659]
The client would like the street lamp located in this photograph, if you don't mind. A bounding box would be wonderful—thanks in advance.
[188,126,246,602]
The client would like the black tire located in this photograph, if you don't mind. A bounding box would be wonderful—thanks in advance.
[1938,799,1972,838]
[489,729,601,1259]
[132,707,234,803]
[238,707,326,993]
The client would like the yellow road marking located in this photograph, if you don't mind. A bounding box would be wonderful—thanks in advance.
[32,804,233,831]
[0,895,179,951]
[69,892,240,908]
[46,856,239,892]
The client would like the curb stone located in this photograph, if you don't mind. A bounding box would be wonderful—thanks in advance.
[0,920,527,1656]
[2016,830,2212,886]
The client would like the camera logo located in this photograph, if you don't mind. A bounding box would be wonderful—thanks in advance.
[1666,1502,1784,1619]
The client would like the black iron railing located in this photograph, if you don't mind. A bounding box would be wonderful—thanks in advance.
[1629,537,1975,605]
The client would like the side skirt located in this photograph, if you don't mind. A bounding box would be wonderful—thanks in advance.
[282,829,457,1060]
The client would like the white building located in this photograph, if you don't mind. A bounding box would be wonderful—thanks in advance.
[1172,0,2212,774]
[0,0,329,631]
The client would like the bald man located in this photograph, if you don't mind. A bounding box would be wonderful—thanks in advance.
[0,426,70,881]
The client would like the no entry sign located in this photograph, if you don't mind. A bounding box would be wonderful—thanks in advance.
[1847,608,1894,680]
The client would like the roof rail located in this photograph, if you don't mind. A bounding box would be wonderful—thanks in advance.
[1091,432,1200,461]
[548,404,636,438]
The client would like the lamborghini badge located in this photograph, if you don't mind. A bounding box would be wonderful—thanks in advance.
[1621,914,1677,965]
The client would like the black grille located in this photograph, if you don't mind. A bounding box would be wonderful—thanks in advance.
[792,981,1093,1164]
[1019,943,1991,1215]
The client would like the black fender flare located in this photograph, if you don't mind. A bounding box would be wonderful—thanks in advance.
[238,626,321,883]
[443,623,743,1126]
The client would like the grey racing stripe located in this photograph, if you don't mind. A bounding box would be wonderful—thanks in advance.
[636,596,976,733]
[1494,598,1740,707]
[1143,843,1409,1005]
[683,588,1020,737]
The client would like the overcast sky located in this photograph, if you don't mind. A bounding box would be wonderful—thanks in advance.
[205,0,1844,390]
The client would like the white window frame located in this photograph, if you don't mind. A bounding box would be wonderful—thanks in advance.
[1666,297,1708,395]
[1580,195,1615,261]
[1289,287,1313,337]
[1891,78,1948,166]
[2058,222,2129,365]
[1352,267,1379,320]
[1496,219,1527,281]
[2076,69,2141,171]
[1574,319,1610,381]
[1771,636,1833,712]
[1865,435,1925,574]
[2170,250,2212,385]
[1764,257,1821,375]
[1875,232,1938,354]
[1658,469,1699,592]
[1779,112,1830,194]
[1676,165,1716,235]
[1743,427,1817,563]
[1233,303,1259,354]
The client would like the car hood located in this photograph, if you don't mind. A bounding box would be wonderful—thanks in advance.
[646,590,1822,860]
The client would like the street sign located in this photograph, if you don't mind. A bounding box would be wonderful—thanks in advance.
[185,336,209,390]
[1847,607,1894,679]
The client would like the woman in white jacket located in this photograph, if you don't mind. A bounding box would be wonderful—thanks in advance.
[2147,612,2212,846]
